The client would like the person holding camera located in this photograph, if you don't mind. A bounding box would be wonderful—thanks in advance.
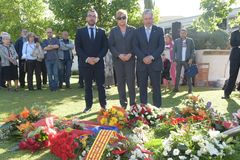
[0,33,19,91]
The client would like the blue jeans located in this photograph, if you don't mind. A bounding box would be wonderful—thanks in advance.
[58,59,72,87]
[45,60,59,90]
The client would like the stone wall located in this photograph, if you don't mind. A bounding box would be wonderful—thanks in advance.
[195,49,240,87]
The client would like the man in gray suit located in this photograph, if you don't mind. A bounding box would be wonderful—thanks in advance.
[173,28,195,94]
[133,9,165,108]
[109,9,136,109]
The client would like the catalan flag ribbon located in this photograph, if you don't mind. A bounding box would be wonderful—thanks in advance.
[85,130,116,160]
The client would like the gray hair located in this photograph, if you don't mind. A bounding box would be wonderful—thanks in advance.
[1,32,11,40]
[142,9,153,17]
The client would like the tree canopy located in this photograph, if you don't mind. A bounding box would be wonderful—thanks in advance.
[48,0,142,37]
[193,0,240,32]
[0,0,51,41]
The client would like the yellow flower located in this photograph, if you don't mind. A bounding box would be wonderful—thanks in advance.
[100,118,107,125]
[110,108,117,115]
[117,111,124,117]
[109,117,118,126]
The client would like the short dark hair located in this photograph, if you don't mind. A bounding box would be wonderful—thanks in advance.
[87,8,98,17]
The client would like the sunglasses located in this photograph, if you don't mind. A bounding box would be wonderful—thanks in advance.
[117,16,127,20]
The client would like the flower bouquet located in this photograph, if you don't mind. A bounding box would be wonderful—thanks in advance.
[160,125,235,160]
[127,104,161,127]
[50,129,93,160]
[98,106,128,129]
[0,107,49,140]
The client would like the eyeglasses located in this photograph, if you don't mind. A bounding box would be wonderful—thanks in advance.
[117,16,127,20]
[88,14,97,18]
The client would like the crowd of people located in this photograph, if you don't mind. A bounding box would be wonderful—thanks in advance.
[1,8,238,112]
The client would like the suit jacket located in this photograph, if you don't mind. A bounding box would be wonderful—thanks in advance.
[133,25,165,71]
[75,26,108,69]
[230,30,240,61]
[173,37,195,62]
[109,25,135,63]
[14,37,25,57]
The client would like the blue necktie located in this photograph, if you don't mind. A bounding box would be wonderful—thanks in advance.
[146,28,151,42]
[90,28,94,41]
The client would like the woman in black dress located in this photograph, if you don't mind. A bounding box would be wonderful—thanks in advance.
[0,33,19,91]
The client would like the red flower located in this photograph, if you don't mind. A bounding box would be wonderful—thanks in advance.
[50,129,92,160]
[223,121,234,129]
[112,149,127,155]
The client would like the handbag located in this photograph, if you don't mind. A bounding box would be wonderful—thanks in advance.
[185,64,198,78]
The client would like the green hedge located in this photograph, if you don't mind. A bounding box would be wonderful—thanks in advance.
[187,27,229,50]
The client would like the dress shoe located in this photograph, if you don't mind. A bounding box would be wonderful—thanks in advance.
[83,107,91,113]
[78,84,84,89]
[173,88,179,92]
[221,95,230,99]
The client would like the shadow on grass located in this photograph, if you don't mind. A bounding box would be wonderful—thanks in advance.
[226,93,240,115]
[66,111,98,119]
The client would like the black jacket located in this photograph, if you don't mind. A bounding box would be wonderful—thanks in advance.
[75,26,108,69]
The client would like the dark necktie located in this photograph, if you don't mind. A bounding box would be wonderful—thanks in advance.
[90,28,94,41]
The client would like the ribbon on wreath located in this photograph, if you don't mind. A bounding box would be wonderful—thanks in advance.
[85,130,117,160]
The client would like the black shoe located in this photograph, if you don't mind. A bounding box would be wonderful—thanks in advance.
[101,106,107,110]
[173,88,179,92]
[222,95,230,99]
[83,107,91,113]
[78,84,84,89]
[20,85,25,88]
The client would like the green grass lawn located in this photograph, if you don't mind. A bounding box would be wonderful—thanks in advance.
[0,76,239,159]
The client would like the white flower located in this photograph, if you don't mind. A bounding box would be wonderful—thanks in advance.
[192,135,202,142]
[82,150,86,157]
[190,155,199,160]
[173,149,180,156]
[167,158,173,160]
[179,156,187,160]
[163,151,168,156]
[185,149,192,155]
[208,130,221,139]
[130,155,136,160]
[147,115,151,119]
[205,141,219,156]
[197,150,202,156]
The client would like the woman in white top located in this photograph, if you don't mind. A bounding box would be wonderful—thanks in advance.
[22,32,43,90]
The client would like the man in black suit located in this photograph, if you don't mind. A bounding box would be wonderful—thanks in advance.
[75,9,108,113]
[14,29,28,88]
[133,9,165,108]
[222,29,240,99]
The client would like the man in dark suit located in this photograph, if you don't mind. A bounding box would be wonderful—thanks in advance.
[173,28,195,94]
[133,9,165,108]
[14,29,28,88]
[75,9,108,113]
[222,29,240,99]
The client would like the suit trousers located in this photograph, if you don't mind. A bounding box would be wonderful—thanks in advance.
[175,61,192,92]
[224,50,240,96]
[83,67,106,108]
[137,66,162,108]
[26,60,42,90]
[19,59,26,87]
[114,60,136,107]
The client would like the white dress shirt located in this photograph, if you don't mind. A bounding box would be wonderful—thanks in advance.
[22,41,37,60]
[182,39,187,61]
[144,26,152,42]
[87,25,96,39]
